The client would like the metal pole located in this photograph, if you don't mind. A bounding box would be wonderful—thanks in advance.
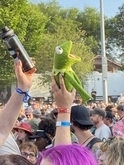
[100,0,108,104]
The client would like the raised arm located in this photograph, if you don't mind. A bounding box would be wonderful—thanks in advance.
[0,60,36,147]
[52,74,76,146]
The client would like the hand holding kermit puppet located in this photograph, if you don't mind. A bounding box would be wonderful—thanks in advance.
[52,41,92,104]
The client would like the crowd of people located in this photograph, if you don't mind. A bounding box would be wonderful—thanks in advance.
[0,60,124,165]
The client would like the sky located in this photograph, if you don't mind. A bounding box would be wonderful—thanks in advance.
[31,0,123,18]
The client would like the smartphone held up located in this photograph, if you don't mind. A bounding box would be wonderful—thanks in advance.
[0,26,35,72]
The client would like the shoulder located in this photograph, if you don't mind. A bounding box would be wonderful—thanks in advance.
[87,137,102,149]
[91,141,103,161]
[100,124,110,131]
[29,118,39,124]
[92,141,102,148]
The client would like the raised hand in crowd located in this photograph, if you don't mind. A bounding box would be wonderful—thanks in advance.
[52,74,76,145]
[0,60,36,147]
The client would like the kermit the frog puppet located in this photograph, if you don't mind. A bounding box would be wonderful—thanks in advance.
[52,41,92,104]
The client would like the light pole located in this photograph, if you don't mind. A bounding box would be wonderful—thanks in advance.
[100,0,108,104]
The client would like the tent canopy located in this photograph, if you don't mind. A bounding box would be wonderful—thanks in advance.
[29,74,51,98]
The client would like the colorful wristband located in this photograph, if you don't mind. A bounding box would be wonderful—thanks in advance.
[56,121,71,127]
[58,108,71,113]
[16,88,31,103]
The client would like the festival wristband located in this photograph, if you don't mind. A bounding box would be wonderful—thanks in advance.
[58,108,71,113]
[16,88,32,103]
[56,121,71,127]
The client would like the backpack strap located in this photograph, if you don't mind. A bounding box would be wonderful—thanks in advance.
[86,137,102,149]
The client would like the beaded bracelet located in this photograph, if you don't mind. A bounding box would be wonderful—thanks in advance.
[56,121,71,127]
[16,88,31,103]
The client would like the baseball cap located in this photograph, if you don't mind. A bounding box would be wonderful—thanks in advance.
[71,105,93,126]
[105,111,114,119]
[92,108,106,118]
[29,130,52,144]
[32,109,41,117]
[29,130,47,139]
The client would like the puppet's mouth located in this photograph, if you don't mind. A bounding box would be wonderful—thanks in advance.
[70,54,76,58]
[70,54,79,59]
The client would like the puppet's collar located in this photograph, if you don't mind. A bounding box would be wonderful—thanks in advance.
[52,67,73,76]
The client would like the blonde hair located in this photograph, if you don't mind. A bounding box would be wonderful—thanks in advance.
[100,137,121,152]
[19,142,38,157]
[105,140,124,165]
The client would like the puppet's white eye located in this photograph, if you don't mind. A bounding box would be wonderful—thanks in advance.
[55,46,63,54]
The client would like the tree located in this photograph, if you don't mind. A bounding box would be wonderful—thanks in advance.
[105,3,124,62]
[35,31,94,85]
[76,7,101,54]
[0,0,29,85]
[36,1,94,84]
[0,0,109,87]
[0,0,47,86]
[114,4,124,48]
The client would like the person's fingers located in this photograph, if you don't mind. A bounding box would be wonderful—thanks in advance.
[14,61,17,70]
[32,60,36,65]
[26,68,37,74]
[30,57,35,61]
[30,57,36,66]
[59,74,66,92]
[14,60,22,76]
[17,60,23,75]
[52,76,59,92]
[71,88,76,97]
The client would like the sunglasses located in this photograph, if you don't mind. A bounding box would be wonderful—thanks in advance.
[26,114,31,117]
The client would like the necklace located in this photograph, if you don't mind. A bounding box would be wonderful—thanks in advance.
[81,135,94,145]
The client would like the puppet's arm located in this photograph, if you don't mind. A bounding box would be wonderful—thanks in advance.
[64,72,92,103]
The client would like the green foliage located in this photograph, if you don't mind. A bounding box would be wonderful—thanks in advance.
[115,4,124,47]
[0,0,47,86]
[36,29,94,75]
[36,2,94,84]
[22,4,48,55]
[105,3,124,61]
[76,7,100,38]
[0,0,123,87]
[76,7,101,54]
[0,0,29,85]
